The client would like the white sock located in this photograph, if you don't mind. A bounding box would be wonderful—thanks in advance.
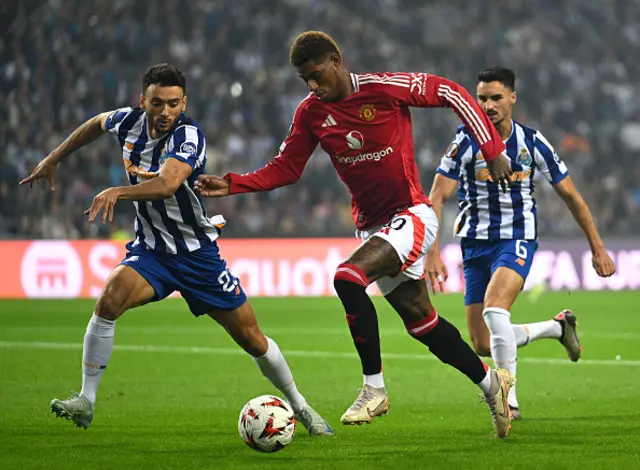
[81,314,115,406]
[363,372,385,389]
[483,307,518,408]
[477,369,492,394]
[512,325,530,347]
[513,320,562,347]
[253,337,308,413]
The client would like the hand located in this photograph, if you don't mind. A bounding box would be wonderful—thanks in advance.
[425,249,449,294]
[85,187,121,223]
[592,248,616,277]
[19,154,59,190]
[194,174,230,197]
[486,153,513,193]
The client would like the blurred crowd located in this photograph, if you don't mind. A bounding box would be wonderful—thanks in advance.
[1,0,639,240]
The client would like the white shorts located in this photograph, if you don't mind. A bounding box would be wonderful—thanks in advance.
[356,204,439,296]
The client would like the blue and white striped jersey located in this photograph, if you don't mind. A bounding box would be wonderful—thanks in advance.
[105,107,224,254]
[437,120,569,240]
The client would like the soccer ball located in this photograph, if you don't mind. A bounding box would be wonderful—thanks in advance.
[238,395,296,453]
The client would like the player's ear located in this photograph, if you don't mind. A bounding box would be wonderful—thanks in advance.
[331,52,342,68]
[511,90,517,105]
[182,95,187,112]
[139,94,145,109]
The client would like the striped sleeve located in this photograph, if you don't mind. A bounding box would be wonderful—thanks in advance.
[104,107,135,135]
[165,124,205,170]
[428,75,505,161]
[371,72,505,161]
[437,127,471,180]
[532,130,569,184]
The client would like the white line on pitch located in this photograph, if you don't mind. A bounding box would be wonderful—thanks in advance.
[0,340,637,366]
[3,326,640,340]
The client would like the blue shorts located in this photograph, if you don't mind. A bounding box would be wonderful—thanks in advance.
[461,238,538,306]
[120,241,247,316]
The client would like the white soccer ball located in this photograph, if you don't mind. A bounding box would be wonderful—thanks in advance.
[238,395,296,453]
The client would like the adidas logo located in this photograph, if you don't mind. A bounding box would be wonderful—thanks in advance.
[322,115,337,127]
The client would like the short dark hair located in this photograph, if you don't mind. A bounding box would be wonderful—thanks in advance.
[290,31,342,67]
[477,67,516,90]
[142,63,186,93]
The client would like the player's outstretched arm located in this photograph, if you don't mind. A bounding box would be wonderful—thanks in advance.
[211,99,318,196]
[85,158,193,224]
[19,112,111,190]
[425,174,459,293]
[220,142,315,195]
[553,176,616,277]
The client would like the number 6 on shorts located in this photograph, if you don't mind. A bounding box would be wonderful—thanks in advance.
[515,240,528,259]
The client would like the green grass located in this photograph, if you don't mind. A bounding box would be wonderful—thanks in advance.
[1,291,639,469]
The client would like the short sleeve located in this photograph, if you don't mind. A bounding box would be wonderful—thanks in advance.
[104,107,135,135]
[165,125,205,170]
[532,130,569,184]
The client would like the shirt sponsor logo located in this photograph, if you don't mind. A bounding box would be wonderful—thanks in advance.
[334,146,394,165]
[346,131,364,150]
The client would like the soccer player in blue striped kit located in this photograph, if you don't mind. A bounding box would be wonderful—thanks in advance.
[427,67,616,419]
[20,63,333,436]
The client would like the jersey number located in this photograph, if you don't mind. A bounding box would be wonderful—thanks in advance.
[380,218,407,235]
[218,270,239,293]
[515,240,528,259]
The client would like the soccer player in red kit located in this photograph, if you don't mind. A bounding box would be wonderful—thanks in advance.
[195,31,516,438]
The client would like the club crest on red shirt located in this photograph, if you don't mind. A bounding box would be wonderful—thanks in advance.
[358,104,377,122]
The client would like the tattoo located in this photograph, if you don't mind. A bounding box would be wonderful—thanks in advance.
[346,236,402,281]
[346,237,434,325]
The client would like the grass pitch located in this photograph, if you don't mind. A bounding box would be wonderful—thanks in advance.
[1,291,639,469]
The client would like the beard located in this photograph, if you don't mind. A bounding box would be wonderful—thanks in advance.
[491,115,505,127]
[153,118,172,133]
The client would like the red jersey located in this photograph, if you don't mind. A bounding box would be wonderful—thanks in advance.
[225,72,505,230]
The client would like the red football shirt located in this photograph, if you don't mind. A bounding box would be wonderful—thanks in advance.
[225,72,505,230]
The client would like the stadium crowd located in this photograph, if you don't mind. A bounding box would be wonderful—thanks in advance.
[1,0,639,239]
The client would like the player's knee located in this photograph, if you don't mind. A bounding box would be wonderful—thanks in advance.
[238,329,268,357]
[402,306,425,326]
[333,262,371,294]
[399,298,434,329]
[484,294,507,310]
[94,293,125,321]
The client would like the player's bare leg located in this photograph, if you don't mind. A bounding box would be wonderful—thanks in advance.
[51,265,156,429]
[208,301,333,436]
[482,267,524,418]
[466,303,491,357]
[385,278,513,437]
